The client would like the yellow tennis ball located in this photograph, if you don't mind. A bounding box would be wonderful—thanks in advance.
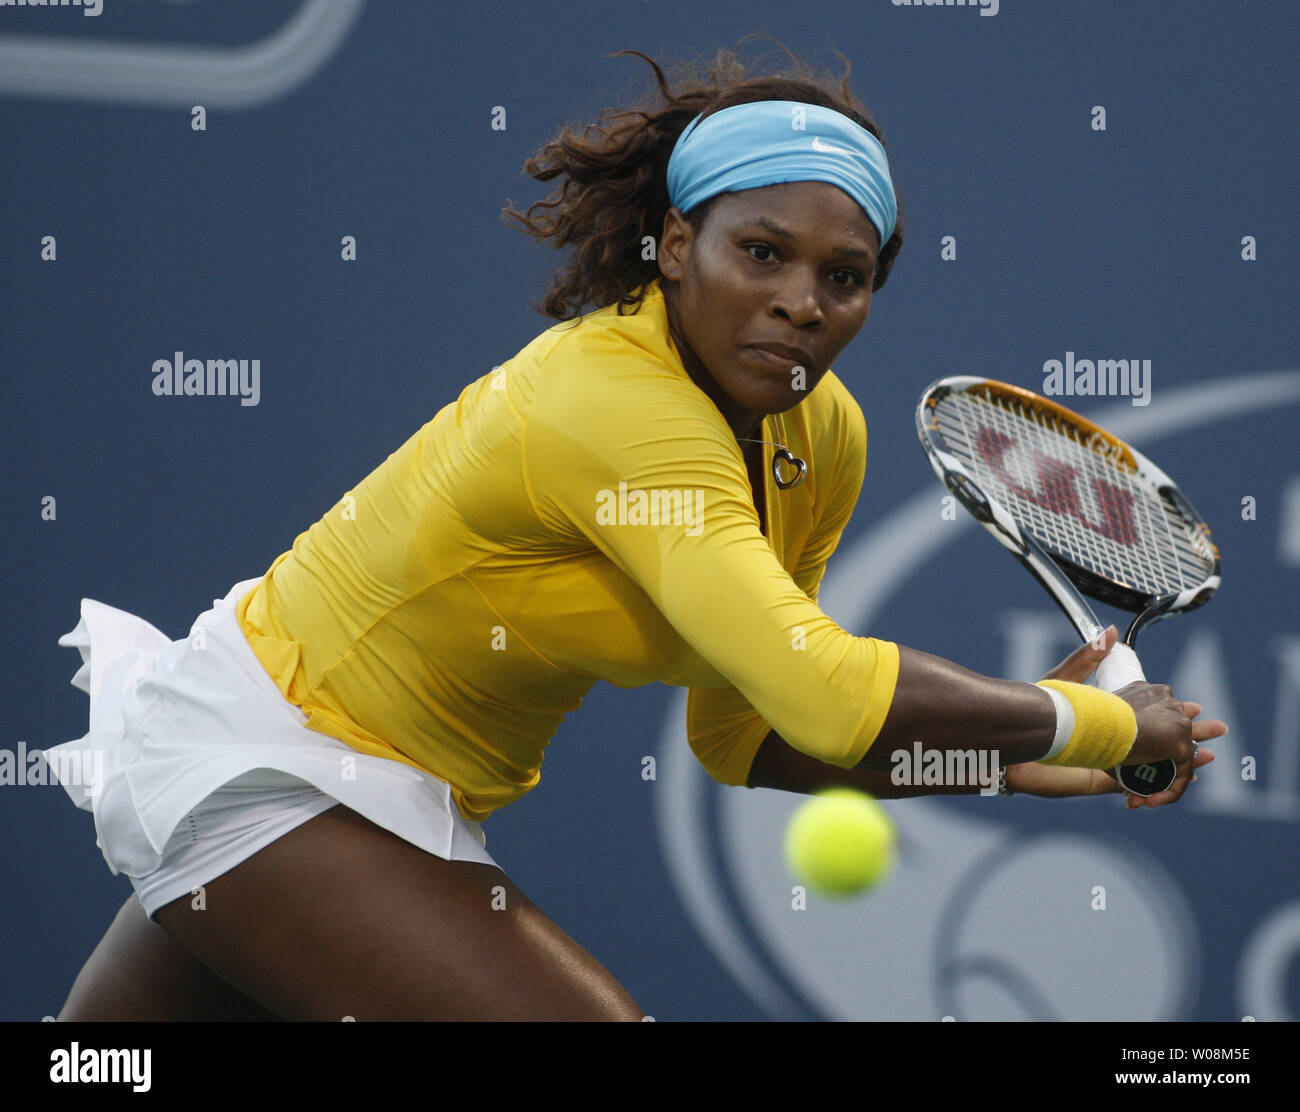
[784,788,896,898]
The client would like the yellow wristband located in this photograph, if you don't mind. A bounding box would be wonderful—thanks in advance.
[1035,680,1137,769]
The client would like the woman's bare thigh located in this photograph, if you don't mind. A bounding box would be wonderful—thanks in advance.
[152,804,644,1021]
[58,894,282,1021]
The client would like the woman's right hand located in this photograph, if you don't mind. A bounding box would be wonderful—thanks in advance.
[1114,681,1196,767]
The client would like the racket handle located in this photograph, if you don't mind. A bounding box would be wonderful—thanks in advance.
[1096,642,1144,690]
[1096,643,1177,796]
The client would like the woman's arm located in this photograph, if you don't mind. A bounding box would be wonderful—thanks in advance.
[746,727,988,797]
[748,632,1225,807]
[857,644,1057,767]
[856,643,1195,772]
[744,635,1059,796]
[747,723,1218,802]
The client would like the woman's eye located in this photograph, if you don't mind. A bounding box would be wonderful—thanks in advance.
[746,245,865,288]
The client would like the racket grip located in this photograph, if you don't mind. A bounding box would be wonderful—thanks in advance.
[1096,642,1145,691]
[1095,643,1177,796]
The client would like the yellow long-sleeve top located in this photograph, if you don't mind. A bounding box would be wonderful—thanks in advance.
[236,276,900,822]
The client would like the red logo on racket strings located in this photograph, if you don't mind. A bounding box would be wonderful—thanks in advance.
[974,427,1139,545]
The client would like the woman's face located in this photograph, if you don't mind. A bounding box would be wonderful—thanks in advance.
[658,181,880,437]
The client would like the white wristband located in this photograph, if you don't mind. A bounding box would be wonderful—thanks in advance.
[1038,684,1074,761]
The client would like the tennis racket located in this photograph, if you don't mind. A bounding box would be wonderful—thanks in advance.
[915,376,1220,796]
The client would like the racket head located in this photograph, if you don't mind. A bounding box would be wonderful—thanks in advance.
[916,375,1221,624]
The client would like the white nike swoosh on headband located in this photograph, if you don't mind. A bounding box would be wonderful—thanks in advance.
[811,136,854,156]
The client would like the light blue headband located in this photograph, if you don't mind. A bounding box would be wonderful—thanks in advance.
[666,100,897,248]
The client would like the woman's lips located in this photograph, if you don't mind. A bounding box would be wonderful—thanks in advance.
[747,345,810,373]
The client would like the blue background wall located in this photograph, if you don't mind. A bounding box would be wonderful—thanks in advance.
[2,0,1297,1021]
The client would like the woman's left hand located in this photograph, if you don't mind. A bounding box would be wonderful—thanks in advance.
[1004,628,1226,806]
[1006,746,1217,800]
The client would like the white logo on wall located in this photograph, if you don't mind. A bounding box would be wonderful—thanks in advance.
[655,370,1300,1021]
[0,0,364,108]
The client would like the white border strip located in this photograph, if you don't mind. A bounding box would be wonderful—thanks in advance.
[0,0,365,108]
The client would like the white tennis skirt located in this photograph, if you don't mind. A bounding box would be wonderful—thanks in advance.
[45,576,500,920]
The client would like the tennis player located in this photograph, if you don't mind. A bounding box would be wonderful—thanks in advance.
[47,44,1224,1021]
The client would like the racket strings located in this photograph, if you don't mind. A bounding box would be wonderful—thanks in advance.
[932,391,1215,596]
